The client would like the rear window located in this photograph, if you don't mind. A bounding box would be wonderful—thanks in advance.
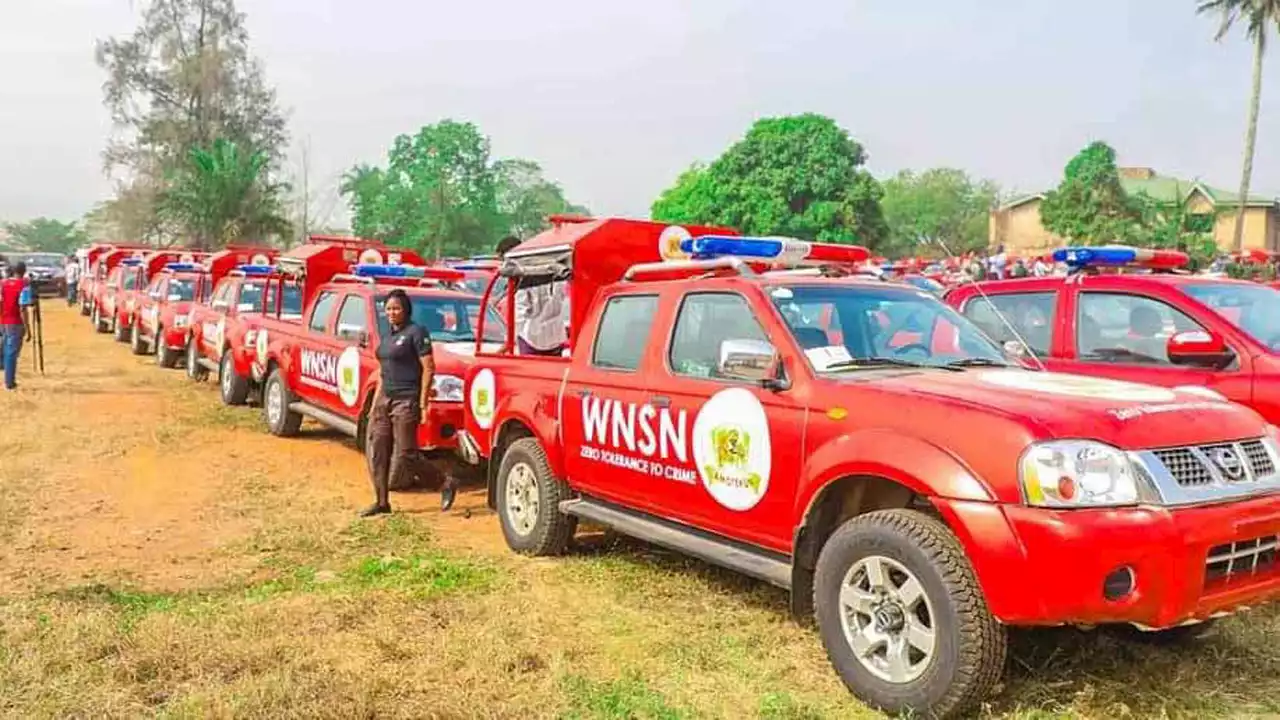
[593,295,659,371]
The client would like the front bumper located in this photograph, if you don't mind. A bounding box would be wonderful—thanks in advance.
[417,401,462,451]
[938,492,1280,628]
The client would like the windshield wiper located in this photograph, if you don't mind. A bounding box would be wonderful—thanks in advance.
[823,357,962,372]
[943,357,1010,369]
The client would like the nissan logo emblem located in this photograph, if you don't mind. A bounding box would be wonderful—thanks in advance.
[1211,447,1246,481]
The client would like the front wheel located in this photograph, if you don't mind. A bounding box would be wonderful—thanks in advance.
[263,368,302,436]
[219,351,250,405]
[495,437,577,556]
[814,509,1006,719]
[130,321,146,355]
[92,305,107,333]
[155,327,178,368]
[186,340,208,381]
[113,315,128,342]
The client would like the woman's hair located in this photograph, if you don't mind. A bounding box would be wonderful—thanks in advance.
[385,289,412,320]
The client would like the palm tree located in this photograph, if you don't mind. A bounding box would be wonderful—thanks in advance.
[162,138,290,249]
[1198,0,1280,252]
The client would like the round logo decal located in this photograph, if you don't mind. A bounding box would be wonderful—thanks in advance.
[337,346,361,408]
[250,253,270,266]
[979,369,1176,403]
[692,388,772,512]
[253,326,268,370]
[470,368,496,430]
[358,248,384,265]
[658,225,692,262]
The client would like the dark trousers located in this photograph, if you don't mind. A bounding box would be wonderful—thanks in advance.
[366,393,419,508]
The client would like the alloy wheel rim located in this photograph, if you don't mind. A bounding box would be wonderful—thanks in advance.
[266,380,283,425]
[505,463,540,537]
[838,554,938,685]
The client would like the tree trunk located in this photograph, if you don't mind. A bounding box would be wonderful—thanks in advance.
[1233,32,1266,253]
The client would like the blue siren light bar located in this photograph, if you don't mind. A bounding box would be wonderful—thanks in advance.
[352,264,426,279]
[1051,246,1188,270]
[120,258,143,266]
[450,263,493,271]
[164,262,204,272]
[235,263,276,276]
[678,235,871,265]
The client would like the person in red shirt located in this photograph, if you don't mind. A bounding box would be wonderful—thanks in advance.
[0,261,34,390]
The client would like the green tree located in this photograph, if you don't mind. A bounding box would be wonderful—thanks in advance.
[342,120,589,255]
[651,114,888,247]
[96,0,287,245]
[1131,183,1221,271]
[160,138,290,246]
[1039,141,1145,244]
[880,168,999,257]
[2,218,88,254]
[1198,0,1280,252]
[494,159,590,239]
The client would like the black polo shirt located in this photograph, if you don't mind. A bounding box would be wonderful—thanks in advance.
[377,322,432,401]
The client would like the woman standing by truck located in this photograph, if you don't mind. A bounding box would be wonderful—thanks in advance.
[363,289,456,515]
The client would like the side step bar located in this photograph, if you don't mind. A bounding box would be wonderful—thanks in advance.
[560,497,792,590]
[197,358,220,373]
[288,401,359,437]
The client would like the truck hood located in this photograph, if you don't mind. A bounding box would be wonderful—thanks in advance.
[854,367,1264,450]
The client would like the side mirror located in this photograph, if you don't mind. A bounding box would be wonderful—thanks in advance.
[1002,340,1028,359]
[718,338,786,388]
[1167,330,1234,370]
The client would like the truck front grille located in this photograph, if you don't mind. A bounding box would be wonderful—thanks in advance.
[1205,535,1279,584]
[1151,440,1275,487]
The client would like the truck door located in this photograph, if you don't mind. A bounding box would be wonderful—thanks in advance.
[1054,288,1253,402]
[293,290,341,409]
[650,290,806,553]
[561,292,669,513]
[328,292,370,418]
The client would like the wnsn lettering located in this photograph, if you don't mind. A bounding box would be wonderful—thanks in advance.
[300,349,338,388]
[581,395,688,463]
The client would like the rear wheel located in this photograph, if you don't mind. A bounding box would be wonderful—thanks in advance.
[186,340,208,381]
[130,321,146,355]
[263,368,302,437]
[495,438,576,556]
[219,351,250,405]
[155,327,178,368]
[113,314,128,342]
[814,509,1006,719]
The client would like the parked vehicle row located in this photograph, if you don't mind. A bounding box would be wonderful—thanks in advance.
[78,225,1280,719]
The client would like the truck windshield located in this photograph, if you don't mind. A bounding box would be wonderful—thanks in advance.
[769,284,1008,371]
[166,278,196,301]
[374,294,507,344]
[1181,282,1280,350]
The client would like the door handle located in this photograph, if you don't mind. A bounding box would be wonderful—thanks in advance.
[651,395,671,408]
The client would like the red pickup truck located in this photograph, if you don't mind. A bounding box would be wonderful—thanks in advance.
[945,246,1280,424]
[80,243,149,316]
[461,221,1280,718]
[254,262,501,458]
[95,250,202,343]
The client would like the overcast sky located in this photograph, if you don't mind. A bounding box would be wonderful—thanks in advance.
[2,0,1278,228]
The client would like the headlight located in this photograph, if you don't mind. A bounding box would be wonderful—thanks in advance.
[431,374,464,402]
[1019,440,1143,508]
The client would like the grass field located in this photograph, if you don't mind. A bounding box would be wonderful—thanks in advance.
[2,303,1279,719]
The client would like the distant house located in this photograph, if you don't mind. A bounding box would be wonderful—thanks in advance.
[989,167,1280,255]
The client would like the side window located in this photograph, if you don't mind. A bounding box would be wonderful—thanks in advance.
[212,281,234,310]
[335,295,368,341]
[1077,293,1206,365]
[961,292,1056,355]
[309,291,337,333]
[592,295,659,371]
[669,293,768,379]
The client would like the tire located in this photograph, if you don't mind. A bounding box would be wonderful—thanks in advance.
[263,368,303,437]
[92,305,107,334]
[1105,620,1217,645]
[113,315,128,343]
[154,327,178,368]
[814,509,1006,719]
[219,351,250,406]
[130,321,147,355]
[80,299,90,317]
[495,437,577,556]
[186,339,208,381]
